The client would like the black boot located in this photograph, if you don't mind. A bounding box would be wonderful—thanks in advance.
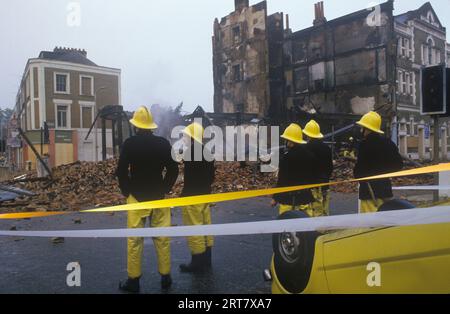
[179,253,206,273]
[161,274,172,291]
[205,247,212,268]
[119,277,140,293]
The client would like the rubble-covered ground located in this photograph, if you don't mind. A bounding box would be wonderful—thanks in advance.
[0,157,436,213]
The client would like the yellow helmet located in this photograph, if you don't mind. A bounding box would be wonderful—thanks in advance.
[183,122,204,144]
[281,123,306,145]
[356,111,384,134]
[303,120,324,139]
[130,106,158,130]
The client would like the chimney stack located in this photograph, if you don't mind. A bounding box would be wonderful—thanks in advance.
[53,47,87,57]
[234,0,249,11]
[286,14,290,30]
[313,1,327,26]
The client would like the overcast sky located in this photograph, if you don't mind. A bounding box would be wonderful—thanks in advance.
[1,0,449,114]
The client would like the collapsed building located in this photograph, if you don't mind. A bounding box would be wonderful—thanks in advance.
[212,0,450,160]
[212,0,285,123]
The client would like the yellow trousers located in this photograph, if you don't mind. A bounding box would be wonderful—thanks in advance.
[127,195,171,278]
[360,198,385,214]
[323,192,330,216]
[311,188,331,217]
[182,204,214,255]
[279,203,313,217]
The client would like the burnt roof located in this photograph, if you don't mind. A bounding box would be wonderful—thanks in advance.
[289,0,394,39]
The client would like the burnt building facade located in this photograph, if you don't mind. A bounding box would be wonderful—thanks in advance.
[212,1,449,159]
[212,0,285,122]
[283,1,396,132]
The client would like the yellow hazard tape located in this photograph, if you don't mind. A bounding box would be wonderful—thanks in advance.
[82,163,449,213]
[0,212,67,220]
[0,163,448,220]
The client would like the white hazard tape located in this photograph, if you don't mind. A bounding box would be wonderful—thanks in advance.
[0,206,450,238]
[392,186,450,191]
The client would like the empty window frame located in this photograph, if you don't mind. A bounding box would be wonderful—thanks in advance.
[232,26,241,45]
[233,64,242,82]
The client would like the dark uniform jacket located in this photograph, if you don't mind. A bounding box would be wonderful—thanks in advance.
[181,145,215,197]
[307,139,333,192]
[274,144,315,206]
[354,133,403,200]
[116,131,179,202]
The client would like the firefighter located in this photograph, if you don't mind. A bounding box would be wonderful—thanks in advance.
[303,120,333,216]
[354,111,403,213]
[117,106,179,293]
[272,123,315,217]
[179,122,215,273]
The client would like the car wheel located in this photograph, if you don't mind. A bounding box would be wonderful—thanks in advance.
[272,210,319,294]
[379,199,415,212]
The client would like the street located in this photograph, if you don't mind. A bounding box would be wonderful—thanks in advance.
[0,193,358,294]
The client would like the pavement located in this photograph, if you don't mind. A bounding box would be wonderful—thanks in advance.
[0,193,359,294]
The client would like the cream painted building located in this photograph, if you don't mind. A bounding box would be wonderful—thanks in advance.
[9,47,121,170]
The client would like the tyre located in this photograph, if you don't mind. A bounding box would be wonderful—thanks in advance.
[272,210,319,294]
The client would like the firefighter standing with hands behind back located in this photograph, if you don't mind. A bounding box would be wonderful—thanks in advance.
[117,106,179,293]
[179,122,216,274]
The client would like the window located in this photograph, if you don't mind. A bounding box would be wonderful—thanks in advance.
[232,26,241,45]
[408,39,413,59]
[81,105,94,129]
[436,51,441,64]
[233,64,242,82]
[405,72,410,92]
[57,105,68,128]
[401,38,407,57]
[80,76,93,96]
[293,41,307,63]
[402,72,407,94]
[428,39,434,65]
[398,70,414,96]
[422,45,427,65]
[294,67,309,93]
[424,37,441,66]
[397,70,403,92]
[398,37,412,60]
[54,73,70,93]
[409,73,414,95]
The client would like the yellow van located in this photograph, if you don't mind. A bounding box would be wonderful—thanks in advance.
[269,211,450,294]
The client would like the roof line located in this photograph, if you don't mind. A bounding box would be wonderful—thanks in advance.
[27,58,121,73]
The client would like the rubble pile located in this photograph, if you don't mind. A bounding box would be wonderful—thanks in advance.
[330,157,358,193]
[0,160,277,213]
[0,157,437,213]
[330,157,436,193]
[1,160,125,213]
